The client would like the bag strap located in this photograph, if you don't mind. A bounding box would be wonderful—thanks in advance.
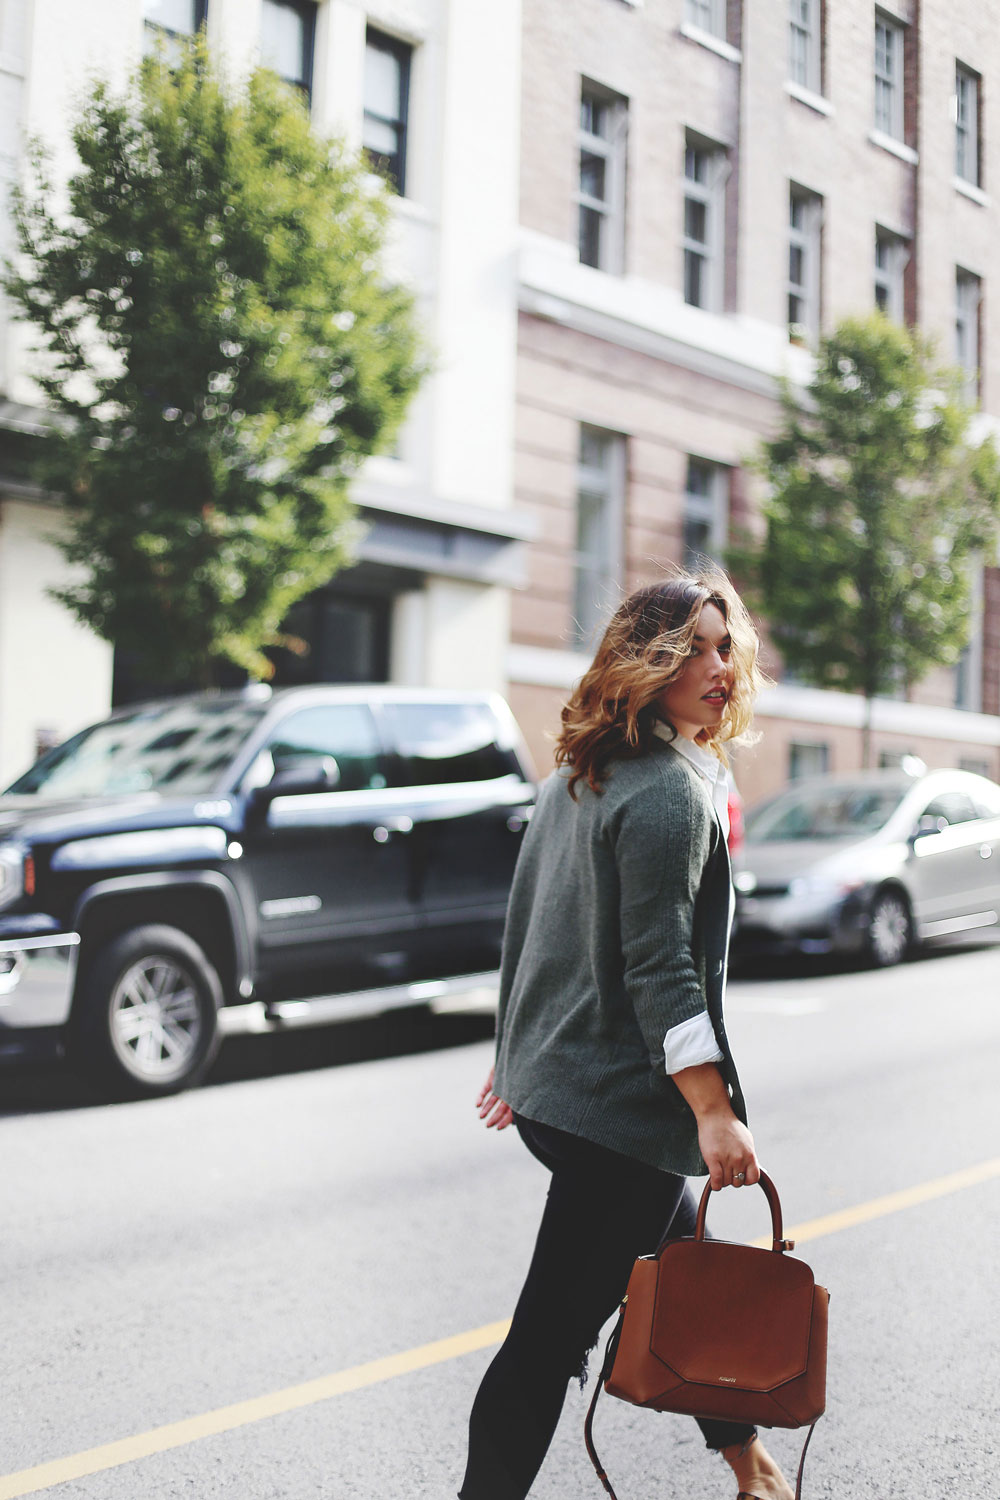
[584,1303,820,1500]
[792,1420,819,1500]
[583,1304,625,1499]
[693,1170,795,1253]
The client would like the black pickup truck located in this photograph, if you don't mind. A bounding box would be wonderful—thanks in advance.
[0,686,535,1097]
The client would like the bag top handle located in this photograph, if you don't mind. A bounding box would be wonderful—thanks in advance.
[692,1169,796,1253]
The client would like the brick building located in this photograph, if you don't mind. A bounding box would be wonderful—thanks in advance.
[506,0,1000,802]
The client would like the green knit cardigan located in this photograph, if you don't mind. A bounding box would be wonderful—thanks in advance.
[493,738,746,1177]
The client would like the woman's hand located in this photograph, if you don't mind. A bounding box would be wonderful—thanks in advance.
[697,1107,760,1191]
[476,1067,513,1131]
[669,1061,760,1191]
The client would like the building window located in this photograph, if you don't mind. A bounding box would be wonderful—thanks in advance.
[684,457,729,566]
[874,12,904,140]
[955,64,981,186]
[685,0,725,38]
[572,427,625,647]
[142,0,207,53]
[261,0,315,97]
[955,268,982,401]
[789,742,830,779]
[954,560,984,710]
[788,0,821,94]
[878,748,915,770]
[874,227,907,322]
[684,133,726,311]
[578,84,628,273]
[788,186,822,340]
[363,29,412,194]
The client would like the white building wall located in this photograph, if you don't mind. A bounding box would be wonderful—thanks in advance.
[0,500,113,784]
[422,576,509,691]
[0,0,524,775]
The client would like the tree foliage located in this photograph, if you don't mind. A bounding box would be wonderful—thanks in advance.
[732,314,1000,722]
[4,41,425,683]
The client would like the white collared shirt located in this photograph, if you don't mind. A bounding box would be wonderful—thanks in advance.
[652,724,730,1073]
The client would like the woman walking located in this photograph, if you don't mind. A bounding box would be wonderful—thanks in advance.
[459,571,794,1500]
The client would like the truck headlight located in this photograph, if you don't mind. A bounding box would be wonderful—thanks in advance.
[0,844,27,911]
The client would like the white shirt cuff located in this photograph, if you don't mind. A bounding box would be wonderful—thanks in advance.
[663,1011,724,1074]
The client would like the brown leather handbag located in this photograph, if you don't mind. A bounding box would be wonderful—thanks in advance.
[584,1172,829,1500]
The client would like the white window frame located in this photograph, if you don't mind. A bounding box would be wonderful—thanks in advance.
[954,64,981,186]
[572,427,626,647]
[955,267,982,402]
[685,0,726,40]
[577,83,628,275]
[874,226,908,322]
[260,0,316,98]
[788,185,822,341]
[874,11,904,141]
[683,133,727,313]
[683,457,729,567]
[788,0,821,95]
[142,0,207,55]
[363,28,413,196]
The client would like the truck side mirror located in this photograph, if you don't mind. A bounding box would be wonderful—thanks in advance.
[249,754,340,808]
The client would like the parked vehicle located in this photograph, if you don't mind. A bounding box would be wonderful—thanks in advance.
[0,686,535,1096]
[731,766,1000,967]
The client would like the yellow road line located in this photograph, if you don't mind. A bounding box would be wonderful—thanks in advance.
[3,1156,1000,1499]
[0,1322,512,1500]
[747,1156,1000,1248]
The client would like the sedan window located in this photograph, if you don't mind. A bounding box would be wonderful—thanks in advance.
[921,792,979,827]
[745,783,908,842]
[972,785,1000,819]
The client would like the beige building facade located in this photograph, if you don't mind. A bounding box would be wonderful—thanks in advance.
[507,0,1000,805]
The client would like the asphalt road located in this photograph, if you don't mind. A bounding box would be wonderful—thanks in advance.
[3,942,999,1500]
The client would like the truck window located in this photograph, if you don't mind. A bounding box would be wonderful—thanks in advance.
[262,704,385,793]
[381,702,521,787]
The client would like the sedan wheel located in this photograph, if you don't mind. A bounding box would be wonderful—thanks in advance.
[71,924,222,1097]
[867,890,911,967]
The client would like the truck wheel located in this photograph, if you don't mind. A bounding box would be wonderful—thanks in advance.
[866,889,911,968]
[71,925,222,1098]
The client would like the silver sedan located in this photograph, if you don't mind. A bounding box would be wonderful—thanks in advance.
[731,767,1000,967]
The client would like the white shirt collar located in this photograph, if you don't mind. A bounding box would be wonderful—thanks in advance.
[652,722,731,838]
[652,722,724,782]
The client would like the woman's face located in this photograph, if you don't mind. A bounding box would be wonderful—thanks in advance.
[657,601,733,741]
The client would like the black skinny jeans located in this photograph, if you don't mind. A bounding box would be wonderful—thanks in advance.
[459,1117,755,1500]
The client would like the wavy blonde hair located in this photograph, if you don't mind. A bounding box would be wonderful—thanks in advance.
[555,567,764,798]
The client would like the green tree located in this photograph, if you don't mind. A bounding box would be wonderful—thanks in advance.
[732,314,1000,763]
[4,41,425,685]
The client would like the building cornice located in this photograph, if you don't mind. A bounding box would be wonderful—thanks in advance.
[355,470,536,542]
[517,234,813,399]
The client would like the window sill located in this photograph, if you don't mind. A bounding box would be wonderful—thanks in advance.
[784,80,834,116]
[365,175,434,223]
[954,176,989,207]
[868,129,918,165]
[678,21,742,64]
